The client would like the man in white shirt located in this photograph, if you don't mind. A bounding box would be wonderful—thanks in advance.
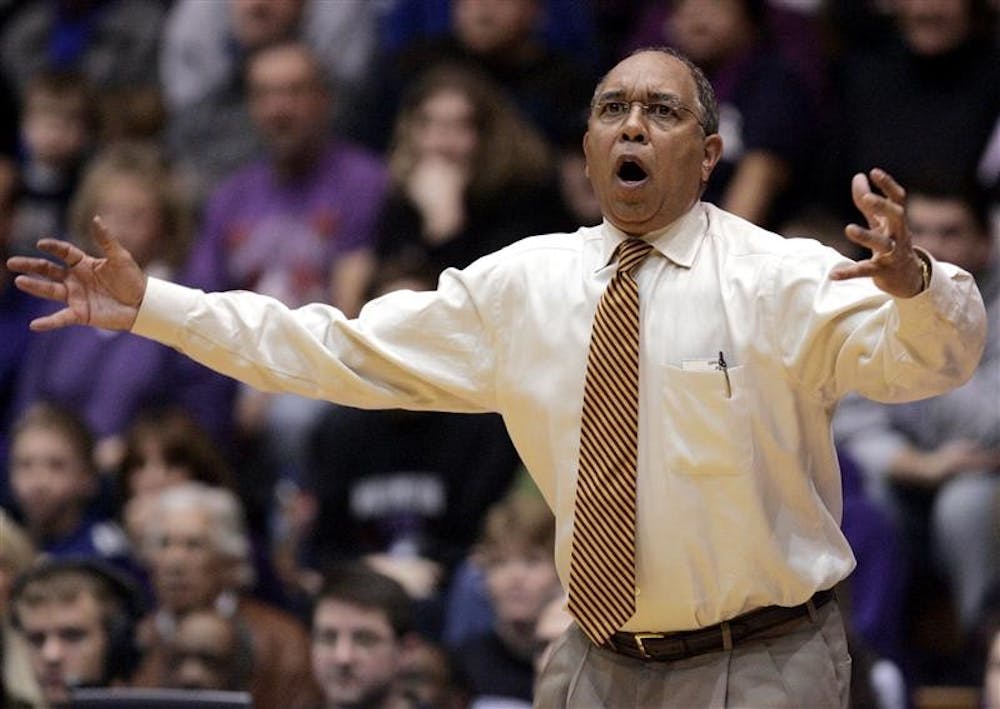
[8,48,986,707]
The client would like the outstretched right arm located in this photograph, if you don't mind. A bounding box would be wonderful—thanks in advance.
[5,217,146,332]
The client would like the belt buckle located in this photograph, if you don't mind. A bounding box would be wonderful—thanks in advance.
[633,632,665,658]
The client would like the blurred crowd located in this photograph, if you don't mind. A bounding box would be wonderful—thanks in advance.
[0,0,997,707]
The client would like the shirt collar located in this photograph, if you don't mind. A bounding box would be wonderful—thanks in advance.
[598,202,708,271]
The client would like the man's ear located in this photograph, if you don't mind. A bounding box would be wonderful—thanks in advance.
[582,131,591,179]
[701,133,723,183]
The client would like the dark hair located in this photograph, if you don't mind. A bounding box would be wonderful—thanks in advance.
[314,563,414,639]
[591,46,719,136]
[118,407,234,500]
[905,177,993,238]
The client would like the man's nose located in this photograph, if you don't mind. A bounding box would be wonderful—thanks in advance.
[41,635,64,663]
[333,637,357,664]
[620,105,648,143]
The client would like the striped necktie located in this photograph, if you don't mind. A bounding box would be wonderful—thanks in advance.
[568,237,653,646]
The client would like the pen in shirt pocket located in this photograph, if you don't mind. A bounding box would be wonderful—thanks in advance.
[717,351,732,398]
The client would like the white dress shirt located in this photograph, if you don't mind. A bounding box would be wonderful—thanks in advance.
[133,202,986,632]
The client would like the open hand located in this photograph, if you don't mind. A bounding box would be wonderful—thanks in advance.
[829,168,927,298]
[5,216,146,331]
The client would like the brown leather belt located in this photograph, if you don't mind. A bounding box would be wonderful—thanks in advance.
[605,588,835,662]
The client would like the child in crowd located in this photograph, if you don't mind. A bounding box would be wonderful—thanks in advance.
[453,489,561,707]
[7,403,132,570]
[7,70,94,257]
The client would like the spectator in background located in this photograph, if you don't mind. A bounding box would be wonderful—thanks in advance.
[161,0,377,196]
[453,490,561,707]
[362,0,596,154]
[164,608,254,693]
[8,403,133,571]
[662,0,816,229]
[310,563,422,709]
[9,557,144,705]
[0,510,42,707]
[7,70,95,258]
[396,637,469,709]
[377,65,572,276]
[182,41,387,512]
[132,482,321,709]
[823,0,999,220]
[834,184,1000,679]
[13,142,236,472]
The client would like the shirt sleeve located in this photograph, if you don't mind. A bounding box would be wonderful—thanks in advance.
[769,245,987,405]
[132,262,499,414]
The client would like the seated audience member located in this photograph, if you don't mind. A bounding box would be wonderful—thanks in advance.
[7,70,95,258]
[363,0,595,154]
[834,183,1000,673]
[376,65,572,277]
[13,142,236,473]
[454,490,561,707]
[9,557,145,706]
[0,510,42,706]
[396,637,469,709]
[376,0,600,71]
[182,40,388,500]
[664,0,815,228]
[165,608,254,692]
[132,482,321,709]
[823,0,999,220]
[311,563,422,709]
[161,0,378,194]
[8,403,133,571]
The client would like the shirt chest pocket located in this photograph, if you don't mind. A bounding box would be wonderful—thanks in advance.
[659,364,754,476]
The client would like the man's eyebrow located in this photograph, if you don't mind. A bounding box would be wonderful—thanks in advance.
[594,89,684,103]
[594,89,626,103]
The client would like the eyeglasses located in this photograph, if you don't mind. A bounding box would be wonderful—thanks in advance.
[592,99,703,132]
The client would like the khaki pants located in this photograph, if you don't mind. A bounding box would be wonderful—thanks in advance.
[534,600,851,708]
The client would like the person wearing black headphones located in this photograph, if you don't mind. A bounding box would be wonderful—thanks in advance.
[9,557,143,706]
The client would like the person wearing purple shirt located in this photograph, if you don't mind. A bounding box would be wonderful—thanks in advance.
[13,143,237,473]
[181,40,388,492]
[183,40,387,319]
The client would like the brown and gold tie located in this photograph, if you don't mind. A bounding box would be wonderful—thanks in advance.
[568,237,653,646]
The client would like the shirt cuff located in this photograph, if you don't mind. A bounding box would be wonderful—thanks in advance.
[892,249,949,330]
[131,277,200,343]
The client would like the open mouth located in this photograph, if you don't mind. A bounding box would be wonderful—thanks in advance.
[617,159,648,184]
